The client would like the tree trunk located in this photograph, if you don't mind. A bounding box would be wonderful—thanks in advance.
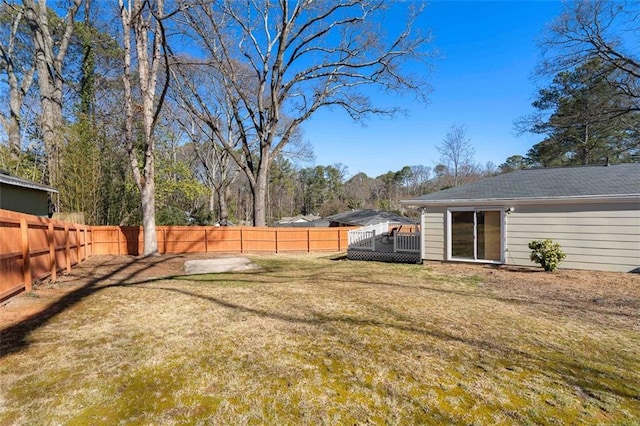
[7,100,21,154]
[0,6,34,155]
[209,190,215,216]
[24,0,81,191]
[218,186,230,226]
[141,179,158,254]
[119,0,167,256]
[252,153,271,226]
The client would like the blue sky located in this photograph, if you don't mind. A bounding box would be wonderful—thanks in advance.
[301,1,565,178]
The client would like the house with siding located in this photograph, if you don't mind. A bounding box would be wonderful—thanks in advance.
[326,209,416,228]
[401,164,640,273]
[0,171,57,217]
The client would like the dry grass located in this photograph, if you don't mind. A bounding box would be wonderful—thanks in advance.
[1,254,639,425]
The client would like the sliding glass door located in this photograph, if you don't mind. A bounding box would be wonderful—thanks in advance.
[450,209,503,262]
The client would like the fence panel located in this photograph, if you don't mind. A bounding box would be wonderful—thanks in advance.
[240,228,277,252]
[205,228,243,252]
[0,209,91,301]
[90,225,350,255]
[91,227,118,255]
[310,228,348,251]
[0,217,22,300]
[28,221,50,280]
[273,228,308,252]
[163,227,207,253]
[121,227,143,256]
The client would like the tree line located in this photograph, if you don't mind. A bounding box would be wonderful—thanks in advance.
[0,0,638,255]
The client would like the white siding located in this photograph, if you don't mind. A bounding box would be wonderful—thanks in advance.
[506,202,640,272]
[422,209,446,261]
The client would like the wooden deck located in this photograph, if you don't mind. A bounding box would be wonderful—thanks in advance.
[347,234,421,264]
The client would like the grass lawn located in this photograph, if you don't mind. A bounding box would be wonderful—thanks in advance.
[1,254,639,425]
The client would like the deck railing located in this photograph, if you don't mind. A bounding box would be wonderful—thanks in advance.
[347,221,390,251]
[394,233,421,253]
[348,222,421,254]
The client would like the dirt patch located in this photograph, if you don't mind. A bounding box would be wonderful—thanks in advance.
[427,261,639,302]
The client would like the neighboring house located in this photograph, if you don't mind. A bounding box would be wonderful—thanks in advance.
[326,209,416,228]
[271,214,329,228]
[0,171,57,217]
[401,164,640,273]
[335,209,421,263]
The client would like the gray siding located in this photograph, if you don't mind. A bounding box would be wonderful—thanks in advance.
[422,208,446,261]
[420,201,639,272]
[0,184,49,217]
[506,203,639,272]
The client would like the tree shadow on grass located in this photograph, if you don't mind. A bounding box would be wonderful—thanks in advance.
[128,282,639,403]
[2,255,638,408]
[0,254,190,359]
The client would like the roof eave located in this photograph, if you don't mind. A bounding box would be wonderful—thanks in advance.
[0,177,58,193]
[401,194,640,208]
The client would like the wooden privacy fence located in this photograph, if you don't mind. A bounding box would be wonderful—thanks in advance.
[92,226,351,255]
[0,209,92,301]
[0,217,349,300]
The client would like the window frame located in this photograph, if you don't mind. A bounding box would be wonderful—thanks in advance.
[446,207,506,264]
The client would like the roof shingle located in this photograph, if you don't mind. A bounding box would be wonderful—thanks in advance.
[405,164,640,203]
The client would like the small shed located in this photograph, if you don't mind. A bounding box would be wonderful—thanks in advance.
[401,164,640,273]
[0,171,58,217]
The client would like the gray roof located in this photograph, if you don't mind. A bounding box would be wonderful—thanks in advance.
[0,171,58,193]
[325,209,416,226]
[271,219,331,228]
[404,164,640,205]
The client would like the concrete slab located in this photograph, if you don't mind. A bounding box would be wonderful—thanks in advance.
[184,257,259,274]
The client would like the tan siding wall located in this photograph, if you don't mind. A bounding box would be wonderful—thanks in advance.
[422,209,446,261]
[506,202,640,272]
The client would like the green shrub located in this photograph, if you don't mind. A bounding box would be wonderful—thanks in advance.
[528,239,566,272]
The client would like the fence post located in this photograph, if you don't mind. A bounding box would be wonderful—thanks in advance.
[48,222,57,281]
[76,227,81,263]
[20,218,32,292]
[83,227,88,260]
[163,227,167,254]
[372,230,376,251]
[308,229,311,252]
[240,228,244,253]
[117,227,121,255]
[275,229,278,254]
[65,224,71,272]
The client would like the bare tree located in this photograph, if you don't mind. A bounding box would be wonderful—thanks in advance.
[407,164,431,195]
[119,0,171,255]
[180,0,433,226]
[179,114,239,226]
[437,124,475,187]
[169,60,244,225]
[540,0,640,110]
[0,2,35,155]
[23,0,81,191]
